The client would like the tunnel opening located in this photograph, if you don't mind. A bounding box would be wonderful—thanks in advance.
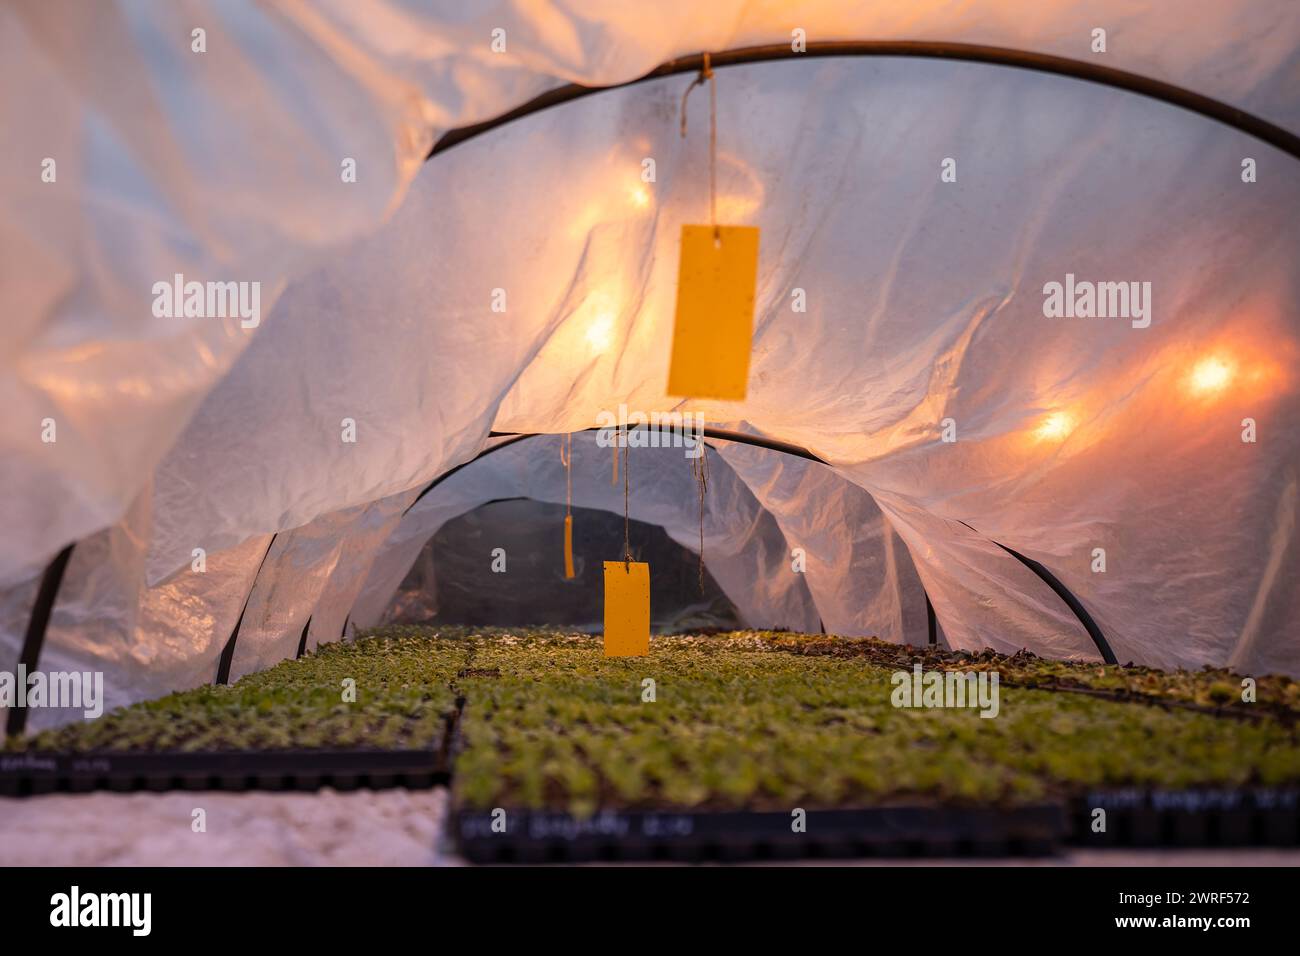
[382,497,743,633]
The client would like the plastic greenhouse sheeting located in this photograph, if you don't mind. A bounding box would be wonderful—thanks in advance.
[222,496,422,685]
[709,442,937,651]
[5,0,1300,586]
[2,2,1299,733]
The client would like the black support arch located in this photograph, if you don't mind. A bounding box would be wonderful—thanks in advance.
[5,544,75,737]
[430,41,1300,162]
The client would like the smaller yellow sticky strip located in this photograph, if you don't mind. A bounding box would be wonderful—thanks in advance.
[563,514,575,580]
[603,561,649,657]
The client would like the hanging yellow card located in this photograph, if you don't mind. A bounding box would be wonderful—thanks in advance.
[603,560,649,657]
[667,224,760,401]
[563,514,575,580]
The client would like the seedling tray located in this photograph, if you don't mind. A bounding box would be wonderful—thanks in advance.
[455,804,1066,863]
[1070,787,1300,847]
[457,788,1300,862]
[7,628,1298,868]
[0,748,446,797]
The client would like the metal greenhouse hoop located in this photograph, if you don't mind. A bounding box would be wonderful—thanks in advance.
[429,41,1300,161]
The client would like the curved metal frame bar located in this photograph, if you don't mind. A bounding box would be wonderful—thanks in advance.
[215,534,278,686]
[5,544,75,736]
[430,41,1300,161]
[991,542,1118,665]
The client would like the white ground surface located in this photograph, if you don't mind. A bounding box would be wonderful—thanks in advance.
[2,789,1298,866]
[0,787,459,866]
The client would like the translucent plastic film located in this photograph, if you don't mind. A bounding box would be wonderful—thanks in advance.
[5,0,1299,585]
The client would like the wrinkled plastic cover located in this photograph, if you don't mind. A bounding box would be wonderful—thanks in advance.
[4,0,1299,583]
[0,489,275,732]
[221,489,420,683]
[483,60,1299,674]
[1,2,1298,732]
[711,442,937,650]
[409,57,1293,675]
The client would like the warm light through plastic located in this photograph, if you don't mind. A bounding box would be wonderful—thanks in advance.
[1188,354,1234,394]
[1035,411,1074,442]
[585,310,616,351]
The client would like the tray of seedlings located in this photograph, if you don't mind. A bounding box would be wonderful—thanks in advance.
[7,625,1297,861]
[0,628,470,796]
[754,632,1300,849]
[449,630,1300,862]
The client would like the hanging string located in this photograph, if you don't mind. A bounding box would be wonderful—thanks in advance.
[561,433,575,580]
[611,425,619,485]
[561,432,572,516]
[691,444,709,592]
[621,423,631,570]
[680,51,718,586]
[680,52,719,240]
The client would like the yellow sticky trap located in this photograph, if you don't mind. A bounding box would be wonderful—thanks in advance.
[667,224,760,401]
[563,514,575,580]
[603,561,649,657]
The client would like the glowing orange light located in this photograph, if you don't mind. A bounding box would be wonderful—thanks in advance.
[628,184,651,209]
[1188,354,1234,394]
[585,310,616,351]
[1034,411,1074,442]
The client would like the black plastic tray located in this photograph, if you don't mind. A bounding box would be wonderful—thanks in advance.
[1071,787,1300,847]
[454,804,1066,863]
[455,787,1300,862]
[0,749,445,797]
